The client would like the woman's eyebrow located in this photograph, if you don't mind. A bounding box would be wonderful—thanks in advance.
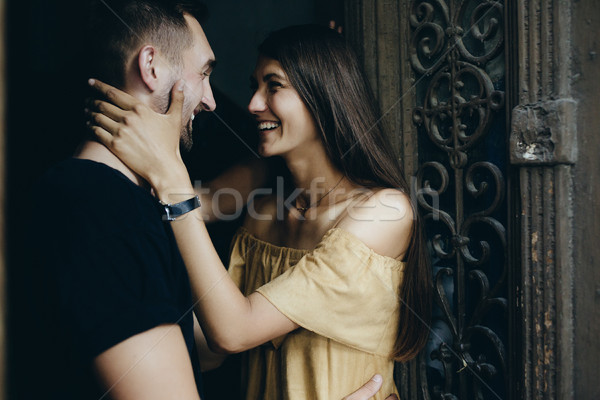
[249,72,285,84]
[263,72,285,82]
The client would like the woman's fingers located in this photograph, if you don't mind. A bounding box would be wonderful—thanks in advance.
[167,80,186,120]
[329,20,343,34]
[92,99,128,122]
[90,125,115,149]
[89,111,122,136]
[88,78,139,110]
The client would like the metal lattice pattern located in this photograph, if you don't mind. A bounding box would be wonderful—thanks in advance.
[410,1,508,399]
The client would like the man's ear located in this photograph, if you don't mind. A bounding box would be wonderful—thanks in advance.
[138,45,160,92]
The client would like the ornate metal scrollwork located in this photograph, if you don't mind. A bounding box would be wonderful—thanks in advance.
[410,1,508,399]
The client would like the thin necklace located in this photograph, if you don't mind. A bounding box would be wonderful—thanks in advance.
[295,175,345,215]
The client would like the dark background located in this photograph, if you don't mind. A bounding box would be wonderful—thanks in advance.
[5,0,343,398]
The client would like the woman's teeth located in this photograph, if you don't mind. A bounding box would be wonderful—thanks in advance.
[258,121,281,131]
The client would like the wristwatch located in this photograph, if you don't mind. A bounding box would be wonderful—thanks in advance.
[159,195,201,221]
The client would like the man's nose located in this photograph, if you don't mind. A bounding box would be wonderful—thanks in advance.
[201,82,216,111]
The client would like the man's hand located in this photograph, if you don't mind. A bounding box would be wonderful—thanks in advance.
[342,374,399,400]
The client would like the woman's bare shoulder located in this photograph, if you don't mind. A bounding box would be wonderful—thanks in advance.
[336,188,414,259]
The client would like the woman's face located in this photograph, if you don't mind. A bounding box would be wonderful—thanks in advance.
[248,56,320,158]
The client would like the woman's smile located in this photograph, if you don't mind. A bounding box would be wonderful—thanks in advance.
[249,56,320,157]
[257,120,281,132]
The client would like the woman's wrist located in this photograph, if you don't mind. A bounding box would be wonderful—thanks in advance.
[151,164,195,204]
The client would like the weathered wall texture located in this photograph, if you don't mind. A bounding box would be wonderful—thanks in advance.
[0,0,6,397]
[346,0,599,399]
[515,0,600,397]
[572,0,600,398]
[510,0,577,397]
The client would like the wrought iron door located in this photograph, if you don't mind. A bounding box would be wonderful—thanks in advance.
[410,1,509,398]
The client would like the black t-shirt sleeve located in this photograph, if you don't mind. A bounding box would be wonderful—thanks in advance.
[62,225,182,359]
[35,161,187,360]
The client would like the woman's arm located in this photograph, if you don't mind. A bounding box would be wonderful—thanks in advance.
[162,192,298,353]
[193,315,226,371]
[89,79,298,353]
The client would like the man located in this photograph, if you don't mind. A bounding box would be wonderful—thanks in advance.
[31,2,214,398]
[30,0,395,398]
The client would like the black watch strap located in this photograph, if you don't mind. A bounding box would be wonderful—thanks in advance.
[160,195,201,221]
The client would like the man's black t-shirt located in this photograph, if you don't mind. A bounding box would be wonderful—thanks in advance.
[30,158,202,399]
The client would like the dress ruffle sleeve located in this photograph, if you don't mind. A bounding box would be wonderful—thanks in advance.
[256,228,405,357]
[227,230,247,292]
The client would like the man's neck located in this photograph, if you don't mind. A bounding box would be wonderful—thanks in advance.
[75,140,148,188]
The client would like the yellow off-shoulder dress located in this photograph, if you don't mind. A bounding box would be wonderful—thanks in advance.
[228,227,404,400]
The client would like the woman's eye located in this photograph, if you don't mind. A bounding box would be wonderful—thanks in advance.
[268,82,282,92]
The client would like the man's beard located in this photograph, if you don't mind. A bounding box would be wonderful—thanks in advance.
[154,87,194,153]
[180,123,194,152]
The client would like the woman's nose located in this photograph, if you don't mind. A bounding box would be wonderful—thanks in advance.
[248,91,267,114]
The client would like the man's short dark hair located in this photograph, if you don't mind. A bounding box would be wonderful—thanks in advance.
[86,0,208,88]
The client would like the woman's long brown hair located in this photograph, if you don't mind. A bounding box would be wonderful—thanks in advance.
[258,25,432,362]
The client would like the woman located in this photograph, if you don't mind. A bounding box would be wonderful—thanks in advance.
[89,25,431,400]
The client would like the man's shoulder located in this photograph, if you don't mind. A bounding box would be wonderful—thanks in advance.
[35,158,159,228]
[31,158,172,265]
[40,158,131,193]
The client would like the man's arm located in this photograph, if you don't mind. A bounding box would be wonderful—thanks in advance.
[94,324,201,400]
[95,322,395,400]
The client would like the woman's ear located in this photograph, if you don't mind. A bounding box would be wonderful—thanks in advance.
[138,45,159,92]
